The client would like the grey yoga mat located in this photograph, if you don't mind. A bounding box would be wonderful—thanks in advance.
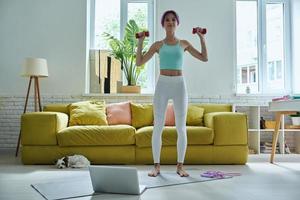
[31,170,232,200]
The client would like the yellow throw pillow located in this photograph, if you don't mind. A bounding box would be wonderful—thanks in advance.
[69,100,108,126]
[130,103,153,128]
[186,105,204,126]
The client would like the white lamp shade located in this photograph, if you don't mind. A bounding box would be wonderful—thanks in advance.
[21,57,48,77]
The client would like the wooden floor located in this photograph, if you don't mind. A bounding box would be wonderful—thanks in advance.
[1,149,300,200]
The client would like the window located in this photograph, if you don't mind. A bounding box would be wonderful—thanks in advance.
[91,0,155,93]
[235,0,291,94]
[125,1,153,91]
[93,0,120,50]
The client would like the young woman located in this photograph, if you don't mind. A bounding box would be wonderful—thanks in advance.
[136,10,208,177]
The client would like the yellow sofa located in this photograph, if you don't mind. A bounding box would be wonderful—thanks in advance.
[21,103,248,165]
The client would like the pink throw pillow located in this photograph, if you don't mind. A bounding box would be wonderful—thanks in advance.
[106,102,132,125]
[165,104,175,126]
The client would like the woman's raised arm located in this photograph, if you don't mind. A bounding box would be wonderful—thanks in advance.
[136,40,160,66]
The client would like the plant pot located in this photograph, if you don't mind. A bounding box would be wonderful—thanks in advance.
[291,117,300,126]
[121,85,141,93]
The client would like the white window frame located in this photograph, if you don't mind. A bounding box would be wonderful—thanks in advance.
[234,0,292,95]
[89,0,155,94]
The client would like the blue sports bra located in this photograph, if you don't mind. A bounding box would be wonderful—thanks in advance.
[159,40,184,70]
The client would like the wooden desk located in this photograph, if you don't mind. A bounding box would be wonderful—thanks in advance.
[268,100,300,163]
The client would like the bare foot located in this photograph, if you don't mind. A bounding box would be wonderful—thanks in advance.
[148,163,160,177]
[177,163,189,177]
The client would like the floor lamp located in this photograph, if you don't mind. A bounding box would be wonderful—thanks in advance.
[15,57,48,157]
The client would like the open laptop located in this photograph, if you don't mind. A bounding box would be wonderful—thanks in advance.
[88,165,147,195]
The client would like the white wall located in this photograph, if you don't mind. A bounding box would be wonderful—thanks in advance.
[156,0,235,96]
[291,0,300,94]
[0,0,88,95]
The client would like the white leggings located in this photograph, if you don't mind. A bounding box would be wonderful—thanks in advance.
[152,75,188,163]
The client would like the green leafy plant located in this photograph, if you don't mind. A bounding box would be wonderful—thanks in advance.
[290,112,300,117]
[103,20,148,86]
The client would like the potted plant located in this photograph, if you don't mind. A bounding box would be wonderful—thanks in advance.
[103,20,148,93]
[290,112,300,126]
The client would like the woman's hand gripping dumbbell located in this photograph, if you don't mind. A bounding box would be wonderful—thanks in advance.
[135,31,150,39]
[192,27,207,35]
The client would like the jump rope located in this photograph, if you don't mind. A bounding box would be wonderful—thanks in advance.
[200,171,242,179]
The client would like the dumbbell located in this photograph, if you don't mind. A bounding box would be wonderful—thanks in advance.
[192,27,207,34]
[135,31,150,39]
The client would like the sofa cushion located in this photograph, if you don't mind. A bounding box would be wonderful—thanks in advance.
[130,103,204,127]
[43,104,70,115]
[106,101,131,125]
[57,125,135,146]
[186,105,204,126]
[21,112,68,146]
[135,126,214,147]
[204,112,248,145]
[164,104,204,126]
[165,104,175,126]
[130,103,153,128]
[69,101,108,126]
[193,104,232,114]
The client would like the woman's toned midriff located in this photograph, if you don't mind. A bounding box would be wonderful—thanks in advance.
[160,69,182,76]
